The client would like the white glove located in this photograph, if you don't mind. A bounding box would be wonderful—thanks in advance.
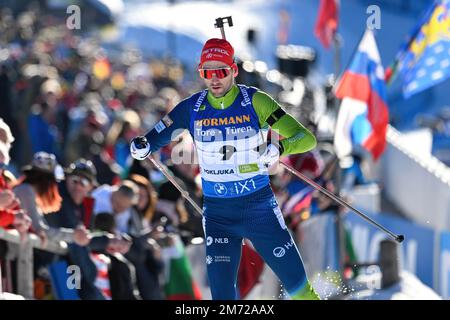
[260,144,280,168]
[130,136,151,160]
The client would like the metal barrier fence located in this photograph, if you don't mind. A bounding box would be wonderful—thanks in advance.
[0,228,67,299]
[381,125,450,230]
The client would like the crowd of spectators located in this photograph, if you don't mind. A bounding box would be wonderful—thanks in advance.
[0,4,371,299]
[0,4,204,300]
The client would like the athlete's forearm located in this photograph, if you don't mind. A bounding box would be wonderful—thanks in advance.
[272,114,317,156]
[144,99,192,153]
[252,90,316,156]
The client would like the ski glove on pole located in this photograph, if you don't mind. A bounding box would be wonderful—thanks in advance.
[130,136,151,160]
[260,144,280,168]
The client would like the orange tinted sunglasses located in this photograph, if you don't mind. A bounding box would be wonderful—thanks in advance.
[198,67,232,79]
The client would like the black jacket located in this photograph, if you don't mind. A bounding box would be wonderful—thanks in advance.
[45,182,110,251]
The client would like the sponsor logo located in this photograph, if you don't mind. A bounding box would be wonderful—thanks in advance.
[214,237,228,244]
[241,99,251,107]
[206,255,231,264]
[195,126,255,139]
[283,238,295,250]
[203,168,235,175]
[206,236,228,246]
[213,255,231,263]
[273,206,287,230]
[238,163,259,174]
[214,183,227,196]
[286,132,305,143]
[270,197,278,208]
[162,115,173,127]
[273,247,286,258]
[154,120,166,133]
[194,90,208,112]
[239,86,251,106]
[273,239,295,258]
[202,48,230,56]
[233,178,256,194]
[195,115,251,127]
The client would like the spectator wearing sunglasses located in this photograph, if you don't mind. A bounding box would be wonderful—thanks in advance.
[47,158,98,240]
[48,159,130,299]
[13,152,89,246]
[131,38,319,300]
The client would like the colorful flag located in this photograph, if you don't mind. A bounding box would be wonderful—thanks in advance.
[237,241,265,299]
[388,0,450,98]
[314,0,339,48]
[163,235,202,300]
[90,253,112,300]
[334,29,389,161]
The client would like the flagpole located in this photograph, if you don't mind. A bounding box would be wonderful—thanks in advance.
[330,30,348,290]
[332,29,368,290]
[333,33,341,85]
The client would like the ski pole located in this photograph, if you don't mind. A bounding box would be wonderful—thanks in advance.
[148,156,203,217]
[279,161,405,243]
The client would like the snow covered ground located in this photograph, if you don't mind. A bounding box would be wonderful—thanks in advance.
[345,271,442,300]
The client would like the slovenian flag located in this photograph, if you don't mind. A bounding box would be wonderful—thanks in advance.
[333,29,389,161]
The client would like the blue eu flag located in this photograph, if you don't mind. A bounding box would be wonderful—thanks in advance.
[395,0,450,98]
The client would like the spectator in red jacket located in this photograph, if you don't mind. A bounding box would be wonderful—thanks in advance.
[0,137,31,233]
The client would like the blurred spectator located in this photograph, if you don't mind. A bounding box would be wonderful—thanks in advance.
[90,149,122,186]
[0,117,14,147]
[166,144,203,239]
[93,213,141,300]
[13,152,87,246]
[64,108,107,165]
[154,178,189,231]
[128,155,168,189]
[91,180,140,234]
[46,158,98,239]
[310,180,340,216]
[0,143,31,233]
[91,180,164,299]
[128,174,158,228]
[0,121,31,234]
[339,149,372,197]
[27,79,63,159]
[0,118,15,174]
[48,158,134,299]
[0,65,13,125]
[126,174,166,299]
[104,109,141,175]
